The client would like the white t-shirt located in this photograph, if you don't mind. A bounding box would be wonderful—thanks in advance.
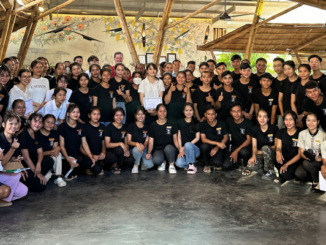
[27,77,50,104]
[138,77,165,97]
[40,99,67,124]
[7,85,33,111]
[45,88,72,103]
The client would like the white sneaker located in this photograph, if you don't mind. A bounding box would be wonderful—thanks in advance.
[169,165,177,174]
[54,177,66,187]
[158,161,166,171]
[45,171,52,182]
[132,165,139,173]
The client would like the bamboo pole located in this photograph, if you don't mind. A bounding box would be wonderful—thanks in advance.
[34,0,77,21]
[0,5,13,60]
[290,0,326,10]
[1,14,16,61]
[292,33,326,52]
[164,0,222,31]
[210,50,216,62]
[12,0,44,15]
[294,51,302,65]
[113,0,139,66]
[152,0,174,66]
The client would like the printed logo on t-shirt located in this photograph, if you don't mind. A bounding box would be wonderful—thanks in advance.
[248,86,253,94]
[322,109,326,115]
[14,81,18,85]
[35,141,38,145]
[143,131,147,138]
[89,96,93,103]
[166,126,172,135]
[121,131,126,139]
[49,138,55,147]
[99,130,103,137]
[121,85,125,92]
[109,91,114,98]
[191,89,196,93]
[216,127,221,135]
[77,129,82,136]
[231,95,236,102]
[268,134,274,143]
[268,99,273,106]
[0,94,4,101]
[292,138,298,147]
[182,92,186,99]
[240,128,246,135]
[316,140,321,143]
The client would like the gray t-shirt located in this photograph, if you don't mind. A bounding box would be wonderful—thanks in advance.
[298,129,326,155]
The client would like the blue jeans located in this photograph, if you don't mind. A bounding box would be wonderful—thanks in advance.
[131,147,154,169]
[175,142,200,168]
[116,102,126,124]
[100,122,111,127]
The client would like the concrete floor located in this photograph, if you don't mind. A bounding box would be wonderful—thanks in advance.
[1,167,326,245]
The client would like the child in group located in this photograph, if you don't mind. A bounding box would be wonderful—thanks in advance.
[45,75,72,103]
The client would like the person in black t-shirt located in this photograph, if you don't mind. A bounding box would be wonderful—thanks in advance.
[0,65,11,119]
[48,62,66,89]
[250,58,267,83]
[184,69,198,97]
[233,63,258,120]
[308,55,326,83]
[224,103,253,170]
[38,114,66,187]
[88,63,101,88]
[193,71,216,121]
[19,113,54,192]
[175,103,200,174]
[11,99,28,136]
[126,71,143,126]
[252,73,278,125]
[207,59,218,86]
[147,104,179,174]
[164,71,192,121]
[247,109,278,179]
[162,72,173,91]
[200,105,228,173]
[67,62,81,91]
[212,62,226,90]
[231,54,242,82]
[127,106,153,173]
[275,111,301,182]
[69,72,93,123]
[193,62,209,86]
[272,57,287,92]
[105,107,134,174]
[92,68,116,126]
[215,71,243,121]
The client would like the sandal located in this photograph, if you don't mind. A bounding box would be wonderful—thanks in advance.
[111,167,121,174]
[203,167,211,173]
[242,170,251,176]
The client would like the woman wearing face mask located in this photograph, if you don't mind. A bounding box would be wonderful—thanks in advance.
[48,62,66,89]
[125,71,142,125]
[19,113,54,192]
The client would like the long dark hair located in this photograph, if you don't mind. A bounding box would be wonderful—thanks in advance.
[183,103,197,133]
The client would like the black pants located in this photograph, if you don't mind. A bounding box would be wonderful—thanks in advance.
[106,147,134,171]
[223,145,252,170]
[274,158,302,181]
[200,143,227,167]
[66,153,103,176]
[22,157,54,192]
[295,160,322,183]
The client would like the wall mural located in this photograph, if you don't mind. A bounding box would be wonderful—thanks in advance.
[8,15,213,71]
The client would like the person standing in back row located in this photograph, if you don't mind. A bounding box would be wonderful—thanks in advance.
[250,58,267,83]
[308,55,326,83]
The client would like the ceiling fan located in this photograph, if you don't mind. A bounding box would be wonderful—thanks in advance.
[219,0,255,20]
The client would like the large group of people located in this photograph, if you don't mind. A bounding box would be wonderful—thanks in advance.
[1,51,326,208]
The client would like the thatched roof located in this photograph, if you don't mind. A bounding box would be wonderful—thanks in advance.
[197,23,326,57]
[291,0,326,10]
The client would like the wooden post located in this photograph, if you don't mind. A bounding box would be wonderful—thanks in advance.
[12,0,44,15]
[113,0,140,66]
[164,0,222,31]
[0,4,13,59]
[210,50,216,62]
[1,14,16,61]
[294,51,302,65]
[34,0,77,21]
[244,0,264,60]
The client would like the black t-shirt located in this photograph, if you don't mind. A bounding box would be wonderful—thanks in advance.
[216,87,243,120]
[250,124,278,150]
[5,77,19,92]
[67,77,79,91]
[193,87,217,118]
[126,85,141,125]
[310,74,326,83]
[92,84,116,122]
[48,77,57,90]
[250,73,260,84]
[83,122,105,155]
[302,96,326,131]
[127,122,149,145]
[231,71,241,82]
[280,77,301,113]
[165,86,188,121]
[0,131,19,157]
[272,77,286,92]
[276,128,300,161]
[189,83,199,102]
[149,120,177,150]
[69,89,93,122]
[226,117,253,148]
[37,130,59,152]
[0,86,9,116]
[19,117,28,132]
[199,120,227,145]
[19,128,42,159]
[193,77,202,86]
[177,118,199,146]
[232,79,259,113]
[211,75,221,88]
[290,81,306,115]
[104,123,127,143]
[58,122,84,156]
[319,77,326,95]
[252,88,278,118]
[109,78,130,102]
[88,78,101,89]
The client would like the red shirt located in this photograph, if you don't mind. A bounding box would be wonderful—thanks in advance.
[111,65,132,83]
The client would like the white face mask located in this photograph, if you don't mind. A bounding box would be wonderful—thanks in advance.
[133,77,142,85]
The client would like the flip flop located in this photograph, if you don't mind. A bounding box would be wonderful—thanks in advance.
[242,170,251,176]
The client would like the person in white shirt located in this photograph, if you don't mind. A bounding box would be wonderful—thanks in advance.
[45,75,72,103]
[41,87,67,127]
[28,60,49,105]
[8,69,43,112]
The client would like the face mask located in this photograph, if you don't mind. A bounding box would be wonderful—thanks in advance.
[133,77,142,85]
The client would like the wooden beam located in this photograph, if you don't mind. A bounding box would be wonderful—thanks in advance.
[12,0,44,15]
[290,0,326,10]
[292,33,326,52]
[210,50,216,62]
[1,13,16,61]
[0,4,13,60]
[0,2,6,12]
[294,51,302,65]
[152,0,174,66]
[164,0,222,31]
[211,5,235,24]
[113,0,139,66]
[34,0,77,21]
[135,2,146,22]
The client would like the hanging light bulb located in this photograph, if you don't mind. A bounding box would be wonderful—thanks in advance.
[142,23,146,47]
[203,25,210,44]
[39,6,45,12]
[17,0,24,5]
